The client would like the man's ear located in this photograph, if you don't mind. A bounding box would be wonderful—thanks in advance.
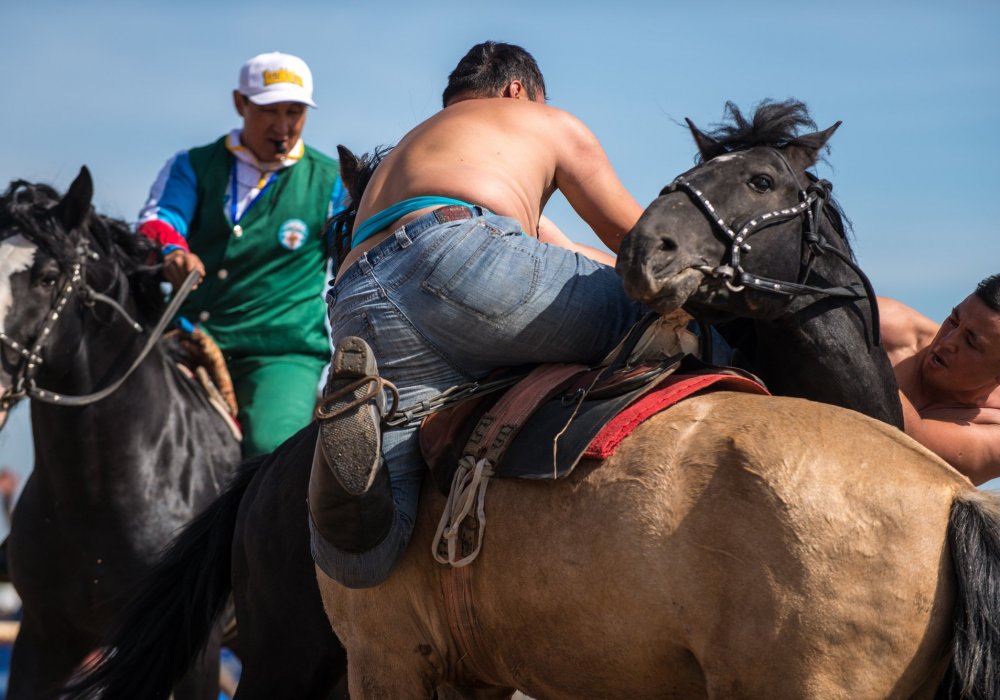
[233,90,247,116]
[502,80,526,99]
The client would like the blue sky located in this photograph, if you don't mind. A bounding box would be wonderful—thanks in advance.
[2,1,999,496]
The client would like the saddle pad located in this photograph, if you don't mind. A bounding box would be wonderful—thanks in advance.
[498,367,768,481]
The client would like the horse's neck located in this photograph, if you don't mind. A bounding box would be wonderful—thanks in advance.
[28,334,182,500]
[752,298,903,427]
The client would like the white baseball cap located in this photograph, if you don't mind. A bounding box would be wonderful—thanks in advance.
[238,52,317,108]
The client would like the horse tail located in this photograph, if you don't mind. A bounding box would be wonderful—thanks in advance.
[939,489,1000,699]
[61,453,267,700]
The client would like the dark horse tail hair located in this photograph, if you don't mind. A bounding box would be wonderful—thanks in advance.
[60,454,267,700]
[939,490,1000,699]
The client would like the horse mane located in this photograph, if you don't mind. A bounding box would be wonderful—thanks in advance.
[0,178,166,320]
[701,99,854,250]
[326,145,394,268]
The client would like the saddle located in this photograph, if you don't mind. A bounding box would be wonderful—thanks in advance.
[420,314,769,566]
[164,328,242,442]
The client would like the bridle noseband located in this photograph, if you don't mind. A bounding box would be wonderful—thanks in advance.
[663,149,881,344]
[0,239,197,411]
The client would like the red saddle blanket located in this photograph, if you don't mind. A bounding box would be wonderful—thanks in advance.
[582,371,770,459]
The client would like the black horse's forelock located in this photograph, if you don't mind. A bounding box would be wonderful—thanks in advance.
[703,99,820,156]
[0,178,166,320]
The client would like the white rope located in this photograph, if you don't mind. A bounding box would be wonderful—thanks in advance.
[432,455,494,567]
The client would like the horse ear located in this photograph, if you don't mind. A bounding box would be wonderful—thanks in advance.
[336,145,361,194]
[57,166,94,232]
[782,121,842,170]
[686,118,723,162]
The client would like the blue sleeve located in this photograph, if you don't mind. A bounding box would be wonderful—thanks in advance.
[137,151,199,236]
[329,174,347,217]
[324,174,349,251]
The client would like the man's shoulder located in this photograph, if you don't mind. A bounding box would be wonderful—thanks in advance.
[187,135,229,158]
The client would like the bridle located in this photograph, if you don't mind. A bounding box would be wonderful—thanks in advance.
[662,148,881,344]
[0,238,197,411]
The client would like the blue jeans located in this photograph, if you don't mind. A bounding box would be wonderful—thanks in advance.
[309,208,646,587]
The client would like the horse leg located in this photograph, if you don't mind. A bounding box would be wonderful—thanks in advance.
[231,424,348,699]
[6,618,90,700]
[170,625,222,700]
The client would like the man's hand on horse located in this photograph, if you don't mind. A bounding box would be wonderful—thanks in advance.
[163,249,206,290]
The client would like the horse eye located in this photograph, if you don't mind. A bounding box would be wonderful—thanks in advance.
[749,175,773,193]
[38,274,58,289]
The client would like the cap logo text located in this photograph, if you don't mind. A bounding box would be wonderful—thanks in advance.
[263,69,304,87]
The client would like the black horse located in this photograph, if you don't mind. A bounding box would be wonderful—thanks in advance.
[65,101,904,698]
[0,168,241,699]
[618,99,903,428]
[61,148,387,700]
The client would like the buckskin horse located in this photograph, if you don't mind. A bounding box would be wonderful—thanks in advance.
[0,168,241,699]
[65,103,1000,699]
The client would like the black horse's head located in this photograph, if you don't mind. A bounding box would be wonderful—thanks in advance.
[0,167,162,421]
[617,100,848,323]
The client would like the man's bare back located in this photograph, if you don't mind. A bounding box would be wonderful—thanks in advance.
[879,293,1000,484]
[339,95,641,278]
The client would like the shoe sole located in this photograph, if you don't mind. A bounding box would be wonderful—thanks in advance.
[317,337,382,496]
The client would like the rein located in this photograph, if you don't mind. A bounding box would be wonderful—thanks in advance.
[0,243,199,409]
[664,150,881,345]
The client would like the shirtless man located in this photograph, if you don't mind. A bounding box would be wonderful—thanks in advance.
[308,42,649,587]
[879,274,1000,485]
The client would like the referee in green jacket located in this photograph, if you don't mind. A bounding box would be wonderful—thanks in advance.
[137,51,345,456]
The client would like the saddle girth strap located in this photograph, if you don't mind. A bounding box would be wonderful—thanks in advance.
[439,565,506,685]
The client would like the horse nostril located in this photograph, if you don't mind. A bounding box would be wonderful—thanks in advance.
[659,236,678,253]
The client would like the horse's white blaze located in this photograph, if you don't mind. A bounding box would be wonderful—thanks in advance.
[0,234,37,388]
[710,153,744,163]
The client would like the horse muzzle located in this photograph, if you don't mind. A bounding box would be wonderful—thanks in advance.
[616,230,705,312]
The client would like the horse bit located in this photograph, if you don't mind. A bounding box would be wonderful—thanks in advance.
[662,148,881,343]
[0,238,197,410]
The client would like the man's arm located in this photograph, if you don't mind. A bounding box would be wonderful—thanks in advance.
[878,296,939,359]
[136,152,205,289]
[899,391,1000,485]
[537,215,615,266]
[550,109,644,254]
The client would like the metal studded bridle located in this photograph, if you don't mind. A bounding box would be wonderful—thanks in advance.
[0,238,197,411]
[662,148,881,344]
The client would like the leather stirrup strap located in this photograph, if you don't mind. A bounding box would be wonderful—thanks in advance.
[463,363,587,464]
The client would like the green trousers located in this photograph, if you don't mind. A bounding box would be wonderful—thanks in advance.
[228,354,327,458]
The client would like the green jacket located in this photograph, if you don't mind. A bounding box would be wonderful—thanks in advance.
[180,136,340,358]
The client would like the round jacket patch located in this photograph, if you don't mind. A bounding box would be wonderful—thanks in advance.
[278,219,309,250]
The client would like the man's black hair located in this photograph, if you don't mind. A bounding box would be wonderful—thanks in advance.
[974,274,1000,313]
[442,41,547,107]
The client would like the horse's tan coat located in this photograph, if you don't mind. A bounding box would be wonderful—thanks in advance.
[317,392,971,699]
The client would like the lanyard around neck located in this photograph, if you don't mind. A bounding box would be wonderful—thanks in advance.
[229,161,277,226]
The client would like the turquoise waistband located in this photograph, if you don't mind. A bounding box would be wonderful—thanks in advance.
[351,196,475,249]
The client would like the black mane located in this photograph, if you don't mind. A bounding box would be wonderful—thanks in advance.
[0,178,166,320]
